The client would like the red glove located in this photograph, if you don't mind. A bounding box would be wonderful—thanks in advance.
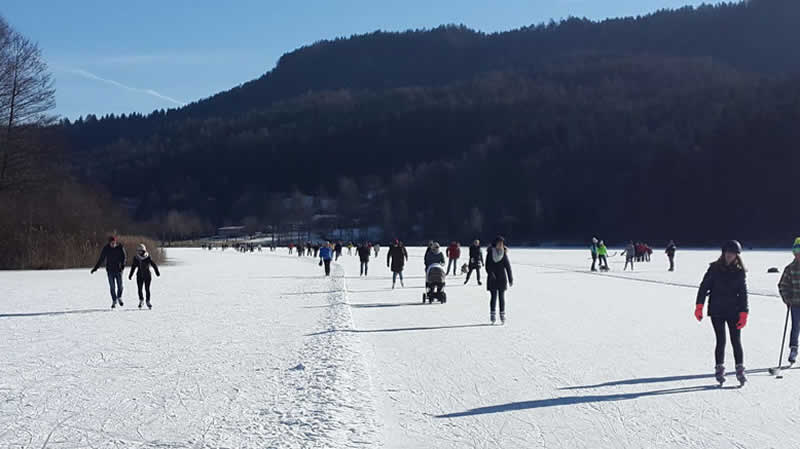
[694,304,703,322]
[736,312,748,330]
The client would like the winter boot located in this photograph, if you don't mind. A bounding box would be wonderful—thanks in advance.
[138,300,144,309]
[735,364,747,386]
[490,312,496,325]
[790,346,798,364]
[714,364,726,385]
[500,312,506,325]
[146,300,152,310]
[118,298,124,307]
[111,300,117,309]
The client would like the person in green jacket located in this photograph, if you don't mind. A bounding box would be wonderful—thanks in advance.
[597,240,609,271]
[779,237,800,364]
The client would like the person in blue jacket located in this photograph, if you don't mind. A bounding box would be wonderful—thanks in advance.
[319,242,334,276]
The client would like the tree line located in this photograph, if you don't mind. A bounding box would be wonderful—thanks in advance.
[0,16,163,269]
[25,0,800,247]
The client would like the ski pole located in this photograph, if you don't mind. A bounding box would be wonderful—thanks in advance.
[770,306,791,377]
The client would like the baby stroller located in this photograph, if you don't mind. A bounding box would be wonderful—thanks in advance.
[423,263,447,304]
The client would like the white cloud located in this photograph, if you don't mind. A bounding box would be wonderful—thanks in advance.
[57,67,186,107]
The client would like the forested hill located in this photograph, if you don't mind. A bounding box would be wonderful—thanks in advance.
[61,0,800,244]
[177,0,800,119]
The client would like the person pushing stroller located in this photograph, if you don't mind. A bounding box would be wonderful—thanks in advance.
[423,242,447,304]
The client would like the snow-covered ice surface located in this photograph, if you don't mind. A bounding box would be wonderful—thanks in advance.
[0,249,377,448]
[2,247,799,448]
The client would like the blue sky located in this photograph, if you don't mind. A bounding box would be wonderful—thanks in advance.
[3,0,709,119]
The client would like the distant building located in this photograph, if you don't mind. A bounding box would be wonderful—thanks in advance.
[218,226,247,238]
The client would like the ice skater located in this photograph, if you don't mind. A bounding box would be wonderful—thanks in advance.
[597,240,609,271]
[590,237,599,272]
[91,236,127,308]
[128,243,161,309]
[486,236,513,325]
[666,240,677,271]
[622,241,635,271]
[387,239,408,288]
[446,241,461,276]
[319,242,334,276]
[695,240,749,386]
[358,242,371,276]
[778,237,800,364]
[464,239,483,285]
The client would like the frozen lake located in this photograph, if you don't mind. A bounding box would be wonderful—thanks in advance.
[1,247,797,448]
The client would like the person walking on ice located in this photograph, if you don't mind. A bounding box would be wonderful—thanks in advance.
[91,236,127,309]
[597,240,609,271]
[486,236,513,325]
[695,240,749,386]
[590,237,599,272]
[319,242,334,277]
[357,242,371,276]
[666,240,677,272]
[622,241,635,271]
[387,239,408,288]
[128,244,161,309]
[446,241,461,276]
[464,239,483,285]
[778,238,800,365]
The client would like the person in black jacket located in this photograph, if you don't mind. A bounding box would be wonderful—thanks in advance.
[357,242,371,276]
[91,236,127,308]
[387,239,409,289]
[129,243,161,309]
[334,242,343,261]
[695,240,749,386]
[464,240,483,285]
[485,236,513,325]
[666,240,677,272]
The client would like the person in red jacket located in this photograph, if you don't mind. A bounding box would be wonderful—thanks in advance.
[446,241,461,276]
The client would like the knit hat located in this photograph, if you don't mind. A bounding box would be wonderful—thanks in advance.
[793,237,800,254]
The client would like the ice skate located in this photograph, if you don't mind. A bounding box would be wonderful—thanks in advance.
[715,364,725,386]
[735,364,747,387]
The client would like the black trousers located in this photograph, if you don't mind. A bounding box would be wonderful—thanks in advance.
[136,276,152,301]
[591,254,597,271]
[360,261,368,276]
[489,289,506,314]
[447,258,458,275]
[668,255,675,271]
[323,259,331,276]
[465,267,481,283]
[712,316,743,365]
[599,255,608,269]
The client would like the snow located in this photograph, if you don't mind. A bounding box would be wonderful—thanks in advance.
[2,247,798,448]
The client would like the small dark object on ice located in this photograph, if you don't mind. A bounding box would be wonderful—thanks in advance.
[768,267,780,273]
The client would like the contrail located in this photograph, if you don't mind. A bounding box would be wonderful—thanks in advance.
[62,67,186,107]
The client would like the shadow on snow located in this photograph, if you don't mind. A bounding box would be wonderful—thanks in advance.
[436,385,734,418]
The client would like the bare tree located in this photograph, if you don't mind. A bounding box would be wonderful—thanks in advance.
[0,15,56,191]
